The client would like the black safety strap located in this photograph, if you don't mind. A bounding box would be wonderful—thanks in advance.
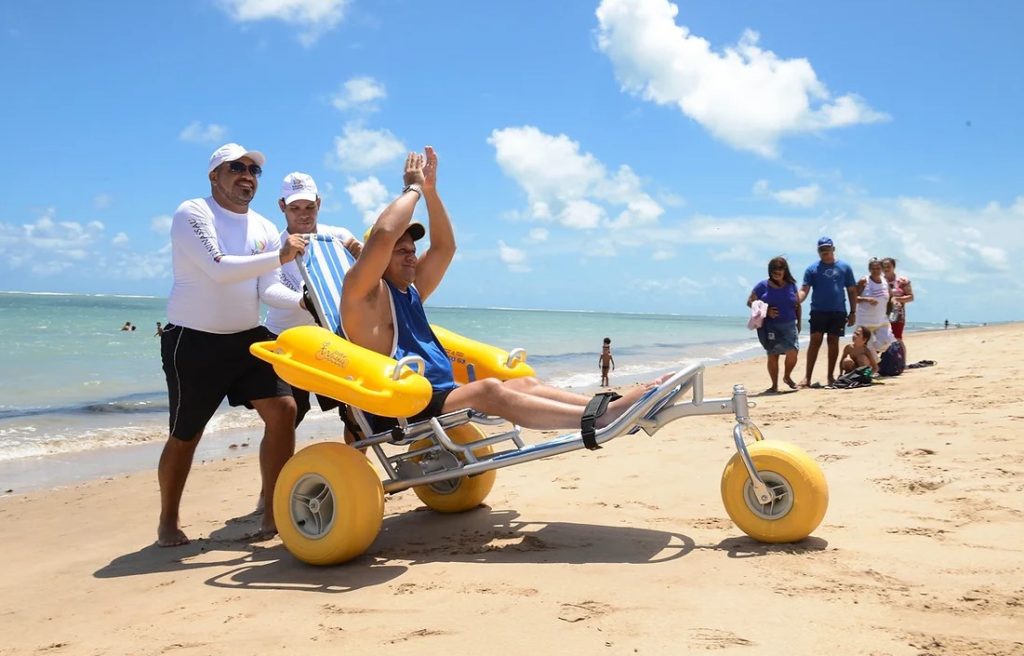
[581,392,622,450]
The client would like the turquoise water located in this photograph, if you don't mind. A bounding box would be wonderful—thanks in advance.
[0,291,938,464]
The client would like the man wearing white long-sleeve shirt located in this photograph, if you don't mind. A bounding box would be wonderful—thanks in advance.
[158,143,307,547]
[264,171,361,425]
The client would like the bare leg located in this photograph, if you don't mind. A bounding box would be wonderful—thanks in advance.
[783,349,798,388]
[251,396,297,538]
[157,432,202,546]
[765,353,780,392]
[443,375,668,430]
[825,335,841,385]
[503,376,592,405]
[800,333,824,387]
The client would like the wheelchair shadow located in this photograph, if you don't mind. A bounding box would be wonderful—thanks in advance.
[93,508,827,594]
[367,507,697,566]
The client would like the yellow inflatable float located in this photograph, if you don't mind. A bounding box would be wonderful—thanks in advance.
[431,324,535,384]
[250,324,536,417]
[250,325,432,418]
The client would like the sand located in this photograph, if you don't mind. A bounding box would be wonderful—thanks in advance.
[1,324,1022,655]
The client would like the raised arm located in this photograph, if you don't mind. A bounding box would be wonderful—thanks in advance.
[413,146,456,301]
[342,152,425,302]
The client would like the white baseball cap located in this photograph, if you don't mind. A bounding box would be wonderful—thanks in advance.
[208,143,266,173]
[280,172,319,205]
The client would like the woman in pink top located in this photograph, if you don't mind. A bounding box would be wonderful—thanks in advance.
[881,257,914,358]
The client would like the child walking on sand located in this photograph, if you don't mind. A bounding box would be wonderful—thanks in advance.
[840,326,878,375]
[598,337,615,386]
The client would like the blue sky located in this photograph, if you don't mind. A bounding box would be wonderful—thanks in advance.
[1,0,1021,323]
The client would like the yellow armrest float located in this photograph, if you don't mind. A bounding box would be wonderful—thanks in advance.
[250,325,432,418]
[431,324,536,384]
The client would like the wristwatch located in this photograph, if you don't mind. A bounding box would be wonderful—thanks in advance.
[402,183,423,199]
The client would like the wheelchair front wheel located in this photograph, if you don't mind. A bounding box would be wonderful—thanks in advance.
[720,440,828,543]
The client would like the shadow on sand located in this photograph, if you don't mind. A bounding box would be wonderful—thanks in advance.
[94,506,827,593]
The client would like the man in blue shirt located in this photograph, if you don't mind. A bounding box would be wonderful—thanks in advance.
[798,237,858,387]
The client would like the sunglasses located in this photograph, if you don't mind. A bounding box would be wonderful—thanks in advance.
[226,161,262,178]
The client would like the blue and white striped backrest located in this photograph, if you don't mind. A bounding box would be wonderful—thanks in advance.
[297,234,356,335]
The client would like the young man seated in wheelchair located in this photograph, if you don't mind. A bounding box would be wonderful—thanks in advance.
[341,147,667,436]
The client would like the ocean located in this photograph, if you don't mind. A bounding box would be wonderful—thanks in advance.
[0,291,935,490]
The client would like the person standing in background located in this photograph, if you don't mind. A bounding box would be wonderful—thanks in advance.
[798,237,857,387]
[598,337,615,387]
[747,256,801,393]
[855,258,895,353]
[881,257,914,360]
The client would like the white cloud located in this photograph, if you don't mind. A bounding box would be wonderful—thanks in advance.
[595,0,888,157]
[178,121,227,145]
[753,180,822,207]
[151,215,173,235]
[527,227,549,243]
[345,176,390,225]
[0,211,167,283]
[0,209,106,275]
[332,76,386,112]
[329,121,406,172]
[488,125,663,232]
[712,243,757,262]
[217,0,350,46]
[498,240,530,272]
[652,249,674,260]
[93,194,112,210]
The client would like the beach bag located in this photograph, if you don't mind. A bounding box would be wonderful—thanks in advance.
[878,340,905,377]
[830,366,874,389]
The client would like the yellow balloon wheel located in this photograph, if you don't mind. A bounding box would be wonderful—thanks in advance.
[408,424,497,513]
[273,442,384,565]
[720,440,828,543]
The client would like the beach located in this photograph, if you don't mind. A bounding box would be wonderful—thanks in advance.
[1,323,1022,655]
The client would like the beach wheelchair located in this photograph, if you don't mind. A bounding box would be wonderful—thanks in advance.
[250,235,829,565]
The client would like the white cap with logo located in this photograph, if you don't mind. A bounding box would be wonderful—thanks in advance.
[208,143,266,173]
[280,172,319,205]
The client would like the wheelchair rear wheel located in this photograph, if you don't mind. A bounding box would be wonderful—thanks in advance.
[274,442,385,565]
[409,424,497,513]
[720,440,828,543]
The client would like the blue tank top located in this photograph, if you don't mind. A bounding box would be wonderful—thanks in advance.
[386,281,456,392]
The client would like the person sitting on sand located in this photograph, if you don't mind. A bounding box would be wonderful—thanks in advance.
[341,148,667,435]
[598,337,615,387]
[840,326,878,376]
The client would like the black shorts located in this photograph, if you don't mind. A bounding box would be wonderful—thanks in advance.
[809,310,848,337]
[288,385,343,426]
[161,324,291,441]
[266,332,342,427]
[365,387,455,435]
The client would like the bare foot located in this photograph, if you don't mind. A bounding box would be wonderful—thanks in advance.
[797,378,810,388]
[827,376,836,386]
[157,523,189,547]
[252,518,277,542]
[783,377,797,389]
